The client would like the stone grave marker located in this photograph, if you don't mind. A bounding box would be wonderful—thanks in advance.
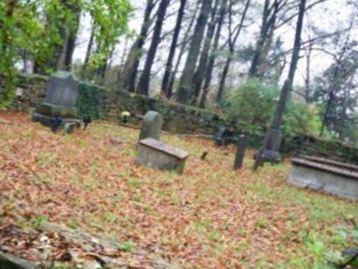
[214,126,234,146]
[33,71,81,131]
[138,111,163,141]
[234,135,247,170]
[137,138,190,174]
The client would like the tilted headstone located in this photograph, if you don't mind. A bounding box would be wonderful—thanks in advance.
[33,71,81,128]
[137,138,190,174]
[139,111,163,141]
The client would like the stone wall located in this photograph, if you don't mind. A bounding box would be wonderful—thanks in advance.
[11,74,358,164]
[11,74,224,134]
[11,75,48,112]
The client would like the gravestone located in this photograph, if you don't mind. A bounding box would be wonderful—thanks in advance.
[33,71,81,130]
[139,111,163,141]
[214,126,234,146]
[137,138,190,174]
[234,135,247,170]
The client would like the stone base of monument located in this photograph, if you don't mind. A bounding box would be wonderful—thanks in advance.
[32,113,81,133]
[288,156,358,201]
[37,102,78,118]
[137,138,190,174]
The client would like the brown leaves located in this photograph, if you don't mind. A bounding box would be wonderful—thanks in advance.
[0,111,357,268]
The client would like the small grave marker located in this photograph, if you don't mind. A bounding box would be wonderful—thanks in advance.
[234,135,247,170]
[139,111,163,141]
[137,138,190,174]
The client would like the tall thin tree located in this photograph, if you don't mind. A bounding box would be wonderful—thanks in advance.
[120,0,155,92]
[199,0,228,108]
[137,0,171,95]
[167,0,201,98]
[161,0,187,98]
[254,0,307,170]
[176,0,214,104]
[191,0,221,104]
[216,0,251,102]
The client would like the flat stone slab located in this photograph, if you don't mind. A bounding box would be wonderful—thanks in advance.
[288,157,358,201]
[32,113,81,130]
[137,138,190,173]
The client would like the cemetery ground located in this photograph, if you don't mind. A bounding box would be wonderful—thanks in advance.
[0,111,357,269]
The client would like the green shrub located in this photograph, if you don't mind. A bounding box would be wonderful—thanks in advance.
[283,101,321,140]
[222,79,278,142]
[222,79,322,146]
[76,82,102,119]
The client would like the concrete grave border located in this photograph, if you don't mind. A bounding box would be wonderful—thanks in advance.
[288,156,358,201]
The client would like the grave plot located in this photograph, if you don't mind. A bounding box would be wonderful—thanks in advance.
[289,156,358,201]
[137,138,190,173]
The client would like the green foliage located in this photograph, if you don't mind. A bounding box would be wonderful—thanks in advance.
[222,79,278,140]
[283,101,321,139]
[76,82,102,119]
[0,1,47,106]
[85,0,132,68]
[118,240,135,252]
[32,215,49,228]
[222,79,322,146]
[0,0,131,106]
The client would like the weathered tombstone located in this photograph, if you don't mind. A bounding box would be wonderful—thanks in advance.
[137,138,190,174]
[234,135,247,170]
[214,126,234,146]
[32,71,81,129]
[138,111,163,141]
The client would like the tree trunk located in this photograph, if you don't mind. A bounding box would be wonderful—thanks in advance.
[176,0,214,104]
[216,57,231,102]
[191,0,220,105]
[271,0,306,129]
[320,16,354,137]
[253,0,307,170]
[339,86,350,139]
[304,42,312,102]
[137,0,171,95]
[120,0,155,92]
[63,4,81,70]
[55,1,81,71]
[216,0,251,102]
[161,0,187,97]
[199,0,227,108]
[84,22,95,66]
[249,0,278,78]
[167,0,200,98]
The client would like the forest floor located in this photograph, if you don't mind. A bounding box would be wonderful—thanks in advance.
[0,111,357,269]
